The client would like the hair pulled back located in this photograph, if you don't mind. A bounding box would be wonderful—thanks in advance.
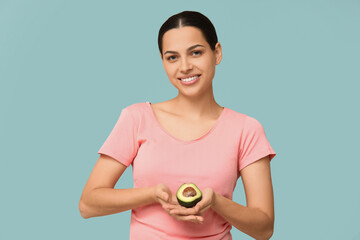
[158,11,218,56]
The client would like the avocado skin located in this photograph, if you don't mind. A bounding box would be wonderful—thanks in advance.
[176,183,202,208]
[177,195,202,208]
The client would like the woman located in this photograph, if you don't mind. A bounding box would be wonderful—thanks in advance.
[79,11,276,240]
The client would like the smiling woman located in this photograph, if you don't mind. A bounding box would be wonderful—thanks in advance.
[79,11,277,240]
[160,26,222,95]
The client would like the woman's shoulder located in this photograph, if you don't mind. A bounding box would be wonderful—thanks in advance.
[224,107,264,129]
[124,101,148,112]
[118,102,150,120]
[224,107,248,121]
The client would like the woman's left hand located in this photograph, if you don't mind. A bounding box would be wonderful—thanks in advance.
[163,188,215,224]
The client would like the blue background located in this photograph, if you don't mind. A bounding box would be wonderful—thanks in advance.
[1,0,359,239]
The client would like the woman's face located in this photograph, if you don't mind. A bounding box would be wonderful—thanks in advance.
[161,26,222,98]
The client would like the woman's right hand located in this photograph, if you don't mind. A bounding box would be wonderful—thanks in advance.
[153,183,179,217]
[153,184,203,224]
[153,183,178,206]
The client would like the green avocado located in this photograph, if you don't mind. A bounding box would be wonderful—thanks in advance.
[176,183,202,208]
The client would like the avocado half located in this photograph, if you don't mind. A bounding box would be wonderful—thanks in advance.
[176,183,202,208]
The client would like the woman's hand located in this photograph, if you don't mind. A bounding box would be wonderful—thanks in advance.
[153,183,178,206]
[163,188,216,224]
[153,183,195,220]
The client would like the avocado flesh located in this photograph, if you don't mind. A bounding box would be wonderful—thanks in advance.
[176,183,202,208]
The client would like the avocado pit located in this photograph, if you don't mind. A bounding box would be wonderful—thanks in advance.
[182,187,196,197]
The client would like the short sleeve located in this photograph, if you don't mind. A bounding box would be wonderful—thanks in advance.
[97,107,139,167]
[238,116,276,172]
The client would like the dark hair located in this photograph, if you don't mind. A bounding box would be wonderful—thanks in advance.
[158,11,218,55]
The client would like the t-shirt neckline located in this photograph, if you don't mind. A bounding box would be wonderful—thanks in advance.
[145,101,227,144]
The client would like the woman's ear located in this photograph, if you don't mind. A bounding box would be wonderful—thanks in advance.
[214,42,222,65]
[159,52,163,60]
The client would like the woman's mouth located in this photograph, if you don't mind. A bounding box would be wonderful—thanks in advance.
[178,75,201,85]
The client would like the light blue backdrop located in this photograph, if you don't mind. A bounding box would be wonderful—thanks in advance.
[1,0,359,239]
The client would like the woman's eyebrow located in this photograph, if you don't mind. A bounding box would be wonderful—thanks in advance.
[164,44,205,55]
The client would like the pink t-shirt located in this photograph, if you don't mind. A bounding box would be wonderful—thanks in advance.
[98,101,276,239]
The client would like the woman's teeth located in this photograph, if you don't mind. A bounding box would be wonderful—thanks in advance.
[180,75,199,82]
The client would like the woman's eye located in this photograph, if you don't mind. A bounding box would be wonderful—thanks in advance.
[192,51,202,56]
[167,56,177,61]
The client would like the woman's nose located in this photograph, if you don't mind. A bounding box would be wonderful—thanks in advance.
[180,57,193,72]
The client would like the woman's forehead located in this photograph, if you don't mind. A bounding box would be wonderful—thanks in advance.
[162,26,209,52]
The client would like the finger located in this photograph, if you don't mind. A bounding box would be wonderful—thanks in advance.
[170,207,199,216]
[164,202,181,208]
[198,206,211,216]
[161,204,173,214]
[195,215,204,223]
[162,203,176,211]
[158,199,171,207]
[173,214,204,223]
[155,191,164,202]
[192,204,202,213]
[162,192,169,202]
[169,195,179,205]
[193,200,211,214]
[157,193,169,203]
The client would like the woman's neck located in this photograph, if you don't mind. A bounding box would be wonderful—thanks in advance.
[168,94,222,121]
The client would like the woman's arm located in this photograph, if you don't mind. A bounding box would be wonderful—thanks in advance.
[79,154,175,219]
[211,156,274,240]
[166,156,274,240]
